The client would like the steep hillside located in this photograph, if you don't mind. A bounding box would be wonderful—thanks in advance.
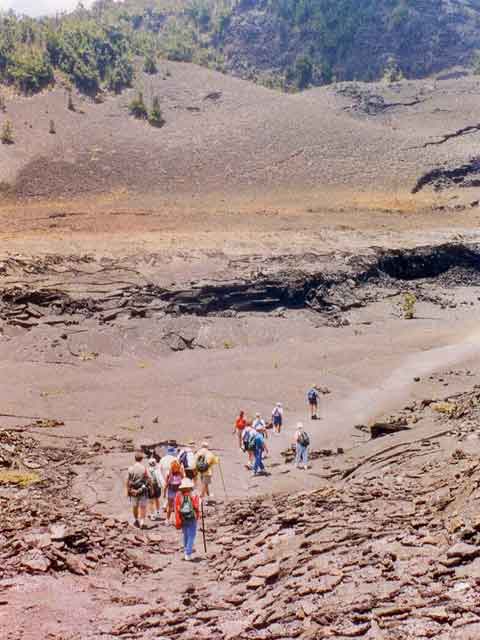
[3,63,480,207]
[3,0,480,98]
[97,0,480,89]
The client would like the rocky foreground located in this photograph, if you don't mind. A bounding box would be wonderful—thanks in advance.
[3,384,480,638]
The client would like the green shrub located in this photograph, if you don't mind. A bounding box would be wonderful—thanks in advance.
[292,54,313,89]
[5,48,53,93]
[402,292,416,320]
[67,90,75,111]
[148,95,165,127]
[473,50,480,75]
[1,120,14,145]
[46,21,132,95]
[382,56,403,83]
[129,91,147,119]
[143,54,158,75]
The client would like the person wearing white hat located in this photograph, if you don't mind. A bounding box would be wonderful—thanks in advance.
[293,422,310,470]
[147,457,163,520]
[271,402,284,434]
[252,413,269,456]
[174,478,200,561]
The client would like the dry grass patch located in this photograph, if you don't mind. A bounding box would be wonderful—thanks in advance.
[0,470,41,487]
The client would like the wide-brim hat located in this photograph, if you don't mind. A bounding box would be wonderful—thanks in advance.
[179,478,194,490]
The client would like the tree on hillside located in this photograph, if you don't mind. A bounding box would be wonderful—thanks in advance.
[128,91,147,119]
[143,54,158,75]
[67,89,75,111]
[472,50,480,75]
[293,54,313,90]
[1,120,14,145]
[5,48,53,94]
[148,95,165,128]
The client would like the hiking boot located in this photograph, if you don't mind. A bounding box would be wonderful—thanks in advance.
[184,554,192,561]
[133,519,140,528]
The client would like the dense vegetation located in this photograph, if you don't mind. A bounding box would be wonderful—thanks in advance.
[0,8,135,95]
[0,0,479,96]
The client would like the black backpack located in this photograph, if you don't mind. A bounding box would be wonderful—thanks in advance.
[298,431,310,447]
[196,454,209,473]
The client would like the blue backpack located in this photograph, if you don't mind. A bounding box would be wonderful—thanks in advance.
[308,389,317,403]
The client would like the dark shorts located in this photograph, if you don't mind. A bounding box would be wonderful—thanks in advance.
[273,415,282,427]
[308,399,318,407]
[150,485,162,499]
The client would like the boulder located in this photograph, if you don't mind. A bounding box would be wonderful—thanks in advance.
[22,553,51,573]
[446,543,479,561]
[253,561,280,581]
[247,576,266,589]
[124,549,169,572]
[65,553,88,575]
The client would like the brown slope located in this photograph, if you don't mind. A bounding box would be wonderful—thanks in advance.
[2,64,480,206]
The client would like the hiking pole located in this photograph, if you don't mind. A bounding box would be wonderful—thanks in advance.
[218,460,229,501]
[201,499,207,554]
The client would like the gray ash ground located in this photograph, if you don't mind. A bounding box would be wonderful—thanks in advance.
[4,383,480,638]
[4,241,480,638]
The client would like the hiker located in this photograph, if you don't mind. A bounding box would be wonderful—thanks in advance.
[126,451,152,529]
[242,424,256,469]
[253,429,266,476]
[159,442,178,504]
[271,403,283,434]
[148,457,163,520]
[165,459,184,524]
[195,441,219,500]
[233,410,247,449]
[178,442,196,480]
[294,422,310,470]
[307,385,320,420]
[175,478,200,561]
[252,412,269,456]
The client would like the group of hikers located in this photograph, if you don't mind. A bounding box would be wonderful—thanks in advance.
[126,440,218,561]
[234,402,311,475]
[126,385,325,560]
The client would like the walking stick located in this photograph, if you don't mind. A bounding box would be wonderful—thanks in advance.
[218,460,229,501]
[201,499,207,554]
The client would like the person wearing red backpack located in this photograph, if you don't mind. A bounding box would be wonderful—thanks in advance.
[165,459,185,524]
[175,478,200,561]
